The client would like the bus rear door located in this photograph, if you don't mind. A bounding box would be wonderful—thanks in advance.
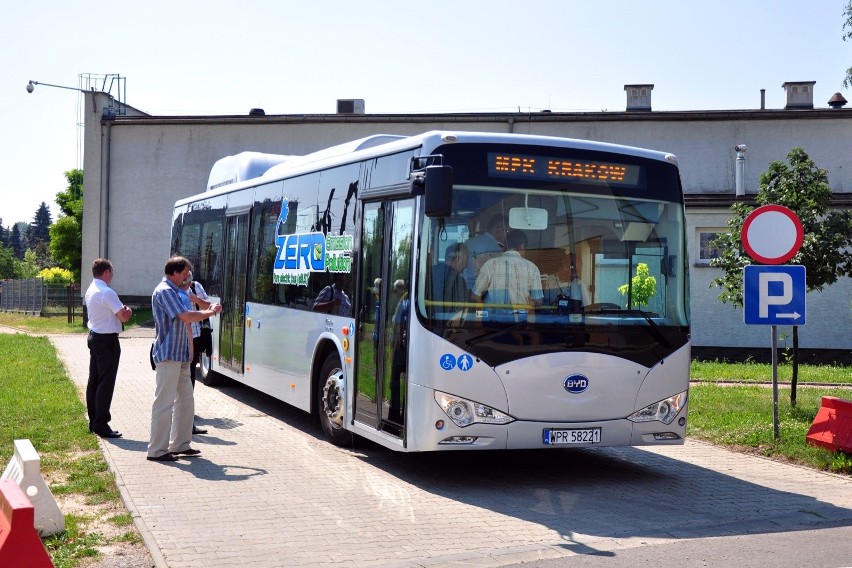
[220,212,249,373]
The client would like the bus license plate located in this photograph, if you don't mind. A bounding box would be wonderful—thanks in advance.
[543,428,601,445]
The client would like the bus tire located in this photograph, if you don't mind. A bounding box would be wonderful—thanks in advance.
[199,352,227,387]
[317,353,353,447]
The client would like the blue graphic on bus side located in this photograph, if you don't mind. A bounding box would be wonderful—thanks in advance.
[271,197,355,286]
[440,354,456,370]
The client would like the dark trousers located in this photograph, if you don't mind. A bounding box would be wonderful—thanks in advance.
[189,336,203,388]
[389,347,406,424]
[86,332,121,432]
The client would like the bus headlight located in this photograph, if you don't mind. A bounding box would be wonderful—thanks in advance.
[435,391,514,427]
[628,391,687,425]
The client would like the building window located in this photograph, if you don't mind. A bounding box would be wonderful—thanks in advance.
[697,230,726,264]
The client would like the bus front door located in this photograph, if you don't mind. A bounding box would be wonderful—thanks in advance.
[220,213,249,374]
[355,199,414,438]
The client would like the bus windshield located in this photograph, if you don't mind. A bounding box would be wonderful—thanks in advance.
[418,184,689,368]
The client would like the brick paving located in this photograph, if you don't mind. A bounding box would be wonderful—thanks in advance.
[15,327,852,567]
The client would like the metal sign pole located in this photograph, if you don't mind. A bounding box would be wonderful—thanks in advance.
[771,325,779,439]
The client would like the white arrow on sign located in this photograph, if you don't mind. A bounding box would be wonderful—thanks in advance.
[774,311,801,319]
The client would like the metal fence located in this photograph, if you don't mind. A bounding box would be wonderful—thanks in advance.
[0,279,83,322]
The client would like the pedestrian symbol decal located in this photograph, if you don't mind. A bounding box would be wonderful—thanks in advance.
[457,354,473,371]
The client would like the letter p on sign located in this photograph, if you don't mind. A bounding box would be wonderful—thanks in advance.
[758,272,793,317]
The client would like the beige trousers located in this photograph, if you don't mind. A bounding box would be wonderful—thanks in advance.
[147,360,194,457]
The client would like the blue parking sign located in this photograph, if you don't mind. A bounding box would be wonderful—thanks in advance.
[743,265,806,325]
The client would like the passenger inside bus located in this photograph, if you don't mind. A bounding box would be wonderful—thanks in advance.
[463,214,507,288]
[430,242,469,310]
[543,252,590,311]
[388,279,409,425]
[471,229,544,314]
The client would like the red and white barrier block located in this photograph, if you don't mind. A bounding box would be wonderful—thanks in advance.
[0,479,54,567]
[806,396,852,453]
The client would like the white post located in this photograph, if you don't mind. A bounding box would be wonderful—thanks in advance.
[1,439,64,536]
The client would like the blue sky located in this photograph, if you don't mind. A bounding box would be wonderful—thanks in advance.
[2,0,849,226]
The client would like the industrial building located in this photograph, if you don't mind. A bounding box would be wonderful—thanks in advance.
[76,83,852,360]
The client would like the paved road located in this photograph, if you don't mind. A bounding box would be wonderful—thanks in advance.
[40,329,852,567]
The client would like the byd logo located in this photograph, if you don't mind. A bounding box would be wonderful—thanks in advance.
[563,374,589,394]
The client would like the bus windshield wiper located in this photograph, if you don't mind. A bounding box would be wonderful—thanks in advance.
[618,309,672,348]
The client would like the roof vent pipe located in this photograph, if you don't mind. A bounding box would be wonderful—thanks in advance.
[828,92,848,109]
[735,145,747,196]
[760,89,765,110]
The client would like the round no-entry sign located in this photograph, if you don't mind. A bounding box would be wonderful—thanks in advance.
[741,204,803,264]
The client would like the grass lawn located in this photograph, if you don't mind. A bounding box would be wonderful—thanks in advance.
[0,333,144,567]
[692,359,851,385]
[688,383,852,474]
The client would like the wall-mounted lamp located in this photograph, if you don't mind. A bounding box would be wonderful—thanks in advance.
[26,79,99,114]
[27,80,88,94]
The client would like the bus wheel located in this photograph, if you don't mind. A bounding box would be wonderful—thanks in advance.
[199,352,226,387]
[318,354,353,446]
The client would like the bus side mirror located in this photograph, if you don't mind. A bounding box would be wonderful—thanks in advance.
[419,165,453,218]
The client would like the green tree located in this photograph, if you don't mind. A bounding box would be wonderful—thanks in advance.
[18,249,41,279]
[618,262,657,308]
[10,224,24,260]
[0,244,19,279]
[55,169,83,223]
[26,202,53,251]
[844,1,852,88]
[709,147,852,405]
[49,169,84,281]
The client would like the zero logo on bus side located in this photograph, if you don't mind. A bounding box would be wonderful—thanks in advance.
[563,374,589,394]
[274,232,326,271]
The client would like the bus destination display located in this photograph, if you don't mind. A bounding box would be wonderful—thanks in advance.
[488,152,643,187]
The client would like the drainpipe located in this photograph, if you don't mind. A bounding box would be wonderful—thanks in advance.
[735,144,747,197]
[101,116,113,258]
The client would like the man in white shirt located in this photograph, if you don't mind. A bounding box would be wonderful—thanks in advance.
[84,258,132,438]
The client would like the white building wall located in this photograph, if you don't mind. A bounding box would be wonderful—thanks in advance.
[686,210,852,350]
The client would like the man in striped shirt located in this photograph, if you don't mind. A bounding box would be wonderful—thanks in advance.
[147,256,222,462]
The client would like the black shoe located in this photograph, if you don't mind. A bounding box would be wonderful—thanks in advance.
[94,429,122,439]
[192,425,208,435]
[171,448,201,456]
[147,453,177,462]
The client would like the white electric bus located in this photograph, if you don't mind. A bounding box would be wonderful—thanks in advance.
[171,131,690,451]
